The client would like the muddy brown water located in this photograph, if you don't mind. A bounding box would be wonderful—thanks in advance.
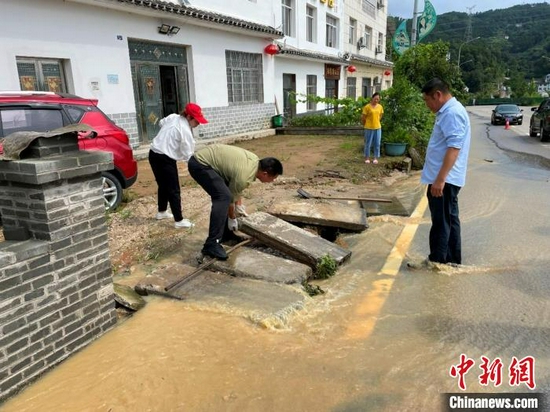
[3,176,462,411]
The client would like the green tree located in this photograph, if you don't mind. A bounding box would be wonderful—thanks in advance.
[393,41,468,101]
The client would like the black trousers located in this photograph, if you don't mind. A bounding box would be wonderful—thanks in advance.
[148,150,183,222]
[187,156,231,246]
[427,183,462,264]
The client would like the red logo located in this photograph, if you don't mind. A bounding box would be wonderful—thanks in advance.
[450,355,536,391]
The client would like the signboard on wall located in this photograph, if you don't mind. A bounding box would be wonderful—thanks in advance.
[324,64,341,80]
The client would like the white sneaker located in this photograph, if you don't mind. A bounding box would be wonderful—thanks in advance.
[155,211,173,220]
[174,219,194,229]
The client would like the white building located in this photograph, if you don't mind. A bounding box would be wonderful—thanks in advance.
[0,0,392,147]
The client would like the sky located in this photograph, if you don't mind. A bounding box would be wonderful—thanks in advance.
[388,0,547,18]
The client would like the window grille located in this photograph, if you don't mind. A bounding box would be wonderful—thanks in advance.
[16,57,67,93]
[347,77,356,98]
[225,51,264,104]
[362,0,376,18]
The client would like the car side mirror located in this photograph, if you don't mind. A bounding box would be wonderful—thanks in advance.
[531,107,537,112]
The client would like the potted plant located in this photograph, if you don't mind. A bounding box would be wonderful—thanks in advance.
[382,127,411,156]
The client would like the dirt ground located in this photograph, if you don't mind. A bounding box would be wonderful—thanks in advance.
[108,134,413,281]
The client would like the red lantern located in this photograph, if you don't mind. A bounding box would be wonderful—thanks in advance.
[384,70,392,76]
[264,44,279,55]
[347,65,357,73]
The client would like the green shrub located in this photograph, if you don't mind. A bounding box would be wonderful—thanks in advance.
[314,254,338,279]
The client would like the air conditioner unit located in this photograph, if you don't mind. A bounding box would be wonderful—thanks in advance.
[357,37,365,49]
[377,0,384,9]
[342,52,351,61]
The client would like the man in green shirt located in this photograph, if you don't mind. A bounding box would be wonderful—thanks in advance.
[188,144,283,260]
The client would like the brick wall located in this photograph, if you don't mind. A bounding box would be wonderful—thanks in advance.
[108,112,139,149]
[195,103,276,141]
[0,132,117,401]
[108,104,276,148]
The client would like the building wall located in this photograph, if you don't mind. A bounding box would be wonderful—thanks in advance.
[162,0,276,27]
[277,0,345,53]
[0,0,278,147]
[344,0,388,59]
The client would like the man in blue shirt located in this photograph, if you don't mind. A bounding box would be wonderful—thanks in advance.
[412,78,471,266]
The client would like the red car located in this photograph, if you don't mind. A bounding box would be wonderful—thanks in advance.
[0,91,137,210]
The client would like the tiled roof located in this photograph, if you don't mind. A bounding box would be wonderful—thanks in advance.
[278,47,393,68]
[111,0,283,36]
[350,54,393,68]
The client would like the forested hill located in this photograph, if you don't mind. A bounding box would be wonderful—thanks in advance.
[389,2,550,94]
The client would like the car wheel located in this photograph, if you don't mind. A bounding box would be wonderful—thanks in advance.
[491,119,495,125]
[517,120,522,125]
[102,171,123,211]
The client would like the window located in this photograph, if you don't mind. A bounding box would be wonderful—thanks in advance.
[361,0,376,18]
[0,108,64,137]
[306,5,316,42]
[349,18,357,45]
[326,15,338,48]
[377,32,384,54]
[306,75,317,111]
[225,51,264,104]
[282,0,293,37]
[362,77,372,98]
[347,77,357,98]
[16,57,67,93]
[364,26,373,50]
[64,105,88,123]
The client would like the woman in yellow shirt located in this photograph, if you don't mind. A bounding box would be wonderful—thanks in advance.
[361,92,384,164]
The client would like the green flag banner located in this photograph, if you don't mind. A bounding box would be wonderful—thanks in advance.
[392,20,410,56]
[417,0,437,42]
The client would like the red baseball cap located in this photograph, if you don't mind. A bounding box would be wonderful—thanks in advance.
[184,103,208,124]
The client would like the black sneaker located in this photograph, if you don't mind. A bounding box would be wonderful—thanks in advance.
[201,241,228,260]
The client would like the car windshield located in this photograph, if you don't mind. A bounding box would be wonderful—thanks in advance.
[497,105,519,112]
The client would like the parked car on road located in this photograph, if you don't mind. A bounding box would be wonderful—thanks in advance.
[529,98,550,142]
[490,104,523,126]
[0,91,137,210]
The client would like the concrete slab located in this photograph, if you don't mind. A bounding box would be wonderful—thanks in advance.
[134,262,198,296]
[268,199,367,231]
[134,263,308,327]
[211,247,312,284]
[361,196,409,217]
[170,272,307,319]
[238,212,352,268]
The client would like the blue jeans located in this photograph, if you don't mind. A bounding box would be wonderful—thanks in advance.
[364,128,381,158]
[427,183,462,264]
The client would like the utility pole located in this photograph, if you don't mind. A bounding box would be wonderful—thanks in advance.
[411,0,419,46]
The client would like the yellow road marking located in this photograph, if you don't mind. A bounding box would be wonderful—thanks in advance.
[344,194,429,340]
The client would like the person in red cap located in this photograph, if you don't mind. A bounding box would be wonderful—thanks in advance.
[148,102,208,228]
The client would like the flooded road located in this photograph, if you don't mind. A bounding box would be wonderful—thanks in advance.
[3,107,550,411]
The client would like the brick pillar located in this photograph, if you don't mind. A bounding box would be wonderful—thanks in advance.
[0,132,117,401]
